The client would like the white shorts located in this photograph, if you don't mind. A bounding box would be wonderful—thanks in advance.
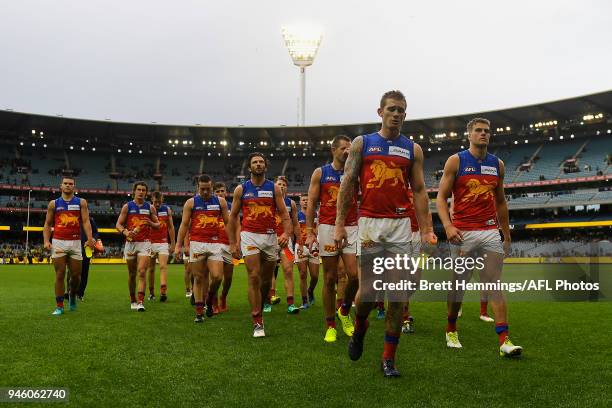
[52,239,82,260]
[318,224,358,257]
[150,242,169,257]
[220,244,233,264]
[449,229,504,256]
[410,231,421,257]
[124,241,152,260]
[358,217,411,255]
[295,243,320,264]
[190,241,223,262]
[240,231,278,261]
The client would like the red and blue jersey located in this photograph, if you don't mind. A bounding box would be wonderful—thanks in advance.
[452,150,500,231]
[53,196,82,240]
[190,195,222,243]
[127,201,152,242]
[297,210,306,242]
[360,132,414,218]
[150,204,170,243]
[275,196,293,236]
[319,163,358,226]
[241,180,276,234]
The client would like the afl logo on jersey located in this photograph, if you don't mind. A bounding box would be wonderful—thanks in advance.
[324,176,336,182]
[368,146,383,153]
[464,166,476,173]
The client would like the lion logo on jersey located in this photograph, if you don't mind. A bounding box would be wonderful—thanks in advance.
[461,179,495,202]
[129,217,148,229]
[57,213,79,227]
[325,186,339,206]
[195,214,219,229]
[366,160,405,189]
[246,202,273,220]
[274,214,282,226]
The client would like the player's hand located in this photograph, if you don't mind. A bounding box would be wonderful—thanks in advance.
[169,244,175,255]
[421,231,438,246]
[334,225,348,250]
[229,243,241,259]
[305,232,318,251]
[174,244,182,260]
[126,228,137,239]
[88,238,97,249]
[278,233,290,249]
[296,244,304,257]
[503,237,511,257]
[444,224,464,245]
[44,241,52,251]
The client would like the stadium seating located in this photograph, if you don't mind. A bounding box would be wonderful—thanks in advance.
[513,140,584,182]
[558,136,612,179]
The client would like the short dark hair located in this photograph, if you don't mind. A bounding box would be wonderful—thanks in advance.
[248,152,267,167]
[467,117,491,133]
[274,175,287,183]
[213,181,226,190]
[380,90,406,108]
[151,191,163,201]
[61,176,75,183]
[197,174,212,184]
[132,181,148,193]
[331,134,351,148]
[300,193,309,198]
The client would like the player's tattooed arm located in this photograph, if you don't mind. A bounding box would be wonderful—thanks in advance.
[336,136,362,227]
[227,185,243,247]
[274,184,292,247]
[436,154,463,243]
[148,206,161,229]
[219,197,232,242]
[115,204,129,238]
[494,160,511,243]
[409,143,433,232]
[166,207,176,251]
[305,167,321,249]
[290,200,302,245]
[306,167,321,230]
[80,199,95,246]
[175,198,194,254]
[43,200,55,250]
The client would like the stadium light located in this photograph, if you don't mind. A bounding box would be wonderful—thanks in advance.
[31,129,36,134]
[43,144,47,148]
[282,25,323,126]
[92,147,95,151]
[20,142,24,146]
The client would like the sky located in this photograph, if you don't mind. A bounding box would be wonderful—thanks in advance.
[1,0,611,127]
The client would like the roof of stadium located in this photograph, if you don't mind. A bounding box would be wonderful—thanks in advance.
[1,90,611,149]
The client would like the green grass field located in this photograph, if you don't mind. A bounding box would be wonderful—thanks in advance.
[1,264,610,407]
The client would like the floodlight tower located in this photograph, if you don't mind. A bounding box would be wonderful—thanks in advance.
[282,26,323,126]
